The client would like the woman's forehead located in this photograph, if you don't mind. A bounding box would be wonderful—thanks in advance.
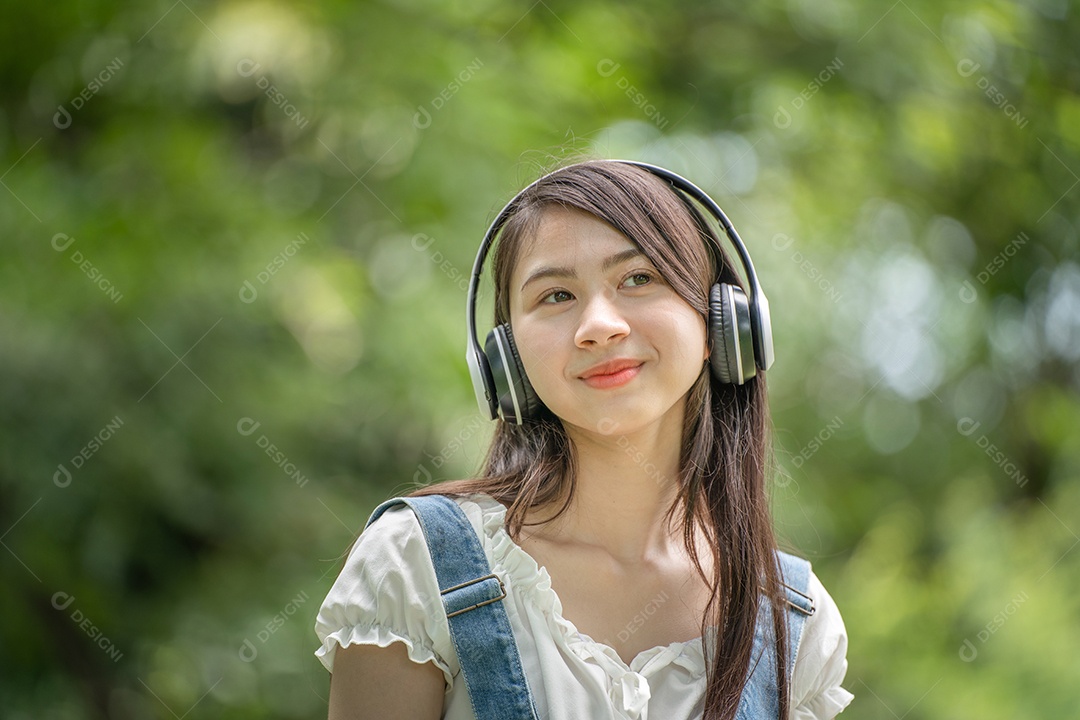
[514,206,638,271]
[509,207,643,289]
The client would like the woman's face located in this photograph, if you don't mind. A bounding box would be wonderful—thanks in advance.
[508,206,709,437]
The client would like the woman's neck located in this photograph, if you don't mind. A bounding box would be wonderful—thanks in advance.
[526,407,690,567]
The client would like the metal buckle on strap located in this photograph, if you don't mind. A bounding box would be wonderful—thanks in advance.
[781,582,816,617]
[442,573,507,619]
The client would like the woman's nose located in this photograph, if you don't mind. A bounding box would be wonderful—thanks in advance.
[574,288,630,347]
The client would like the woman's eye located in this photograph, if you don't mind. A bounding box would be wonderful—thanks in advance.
[539,273,652,304]
[542,289,573,304]
[623,272,653,287]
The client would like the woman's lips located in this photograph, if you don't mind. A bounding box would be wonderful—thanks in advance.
[580,363,642,389]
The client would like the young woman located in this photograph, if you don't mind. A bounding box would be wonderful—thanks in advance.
[314,160,853,719]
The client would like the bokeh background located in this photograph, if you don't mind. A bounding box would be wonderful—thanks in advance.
[3,0,1079,717]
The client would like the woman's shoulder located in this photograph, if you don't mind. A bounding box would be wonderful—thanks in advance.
[316,493,503,622]
[375,491,509,537]
[799,569,846,656]
[790,565,854,719]
[363,491,504,531]
[347,492,511,580]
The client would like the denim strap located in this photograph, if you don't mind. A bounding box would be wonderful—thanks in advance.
[365,495,540,720]
[734,550,815,720]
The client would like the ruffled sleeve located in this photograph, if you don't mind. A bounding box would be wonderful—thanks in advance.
[791,571,854,719]
[313,504,457,690]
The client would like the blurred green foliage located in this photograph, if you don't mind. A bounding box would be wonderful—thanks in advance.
[2,0,1079,717]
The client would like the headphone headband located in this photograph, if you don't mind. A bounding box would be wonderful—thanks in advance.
[466,160,774,422]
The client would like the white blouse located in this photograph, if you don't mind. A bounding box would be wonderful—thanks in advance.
[314,493,854,719]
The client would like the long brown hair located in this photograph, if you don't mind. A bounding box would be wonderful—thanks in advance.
[410,160,791,719]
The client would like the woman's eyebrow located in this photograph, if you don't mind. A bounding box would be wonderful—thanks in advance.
[519,248,645,293]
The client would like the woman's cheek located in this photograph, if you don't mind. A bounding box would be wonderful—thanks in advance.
[516,328,560,400]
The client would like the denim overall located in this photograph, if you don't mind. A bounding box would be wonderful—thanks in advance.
[365,495,815,720]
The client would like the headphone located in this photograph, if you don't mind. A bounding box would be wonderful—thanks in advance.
[466,160,774,425]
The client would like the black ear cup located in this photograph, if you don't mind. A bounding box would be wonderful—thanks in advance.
[709,283,757,385]
[484,323,543,424]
